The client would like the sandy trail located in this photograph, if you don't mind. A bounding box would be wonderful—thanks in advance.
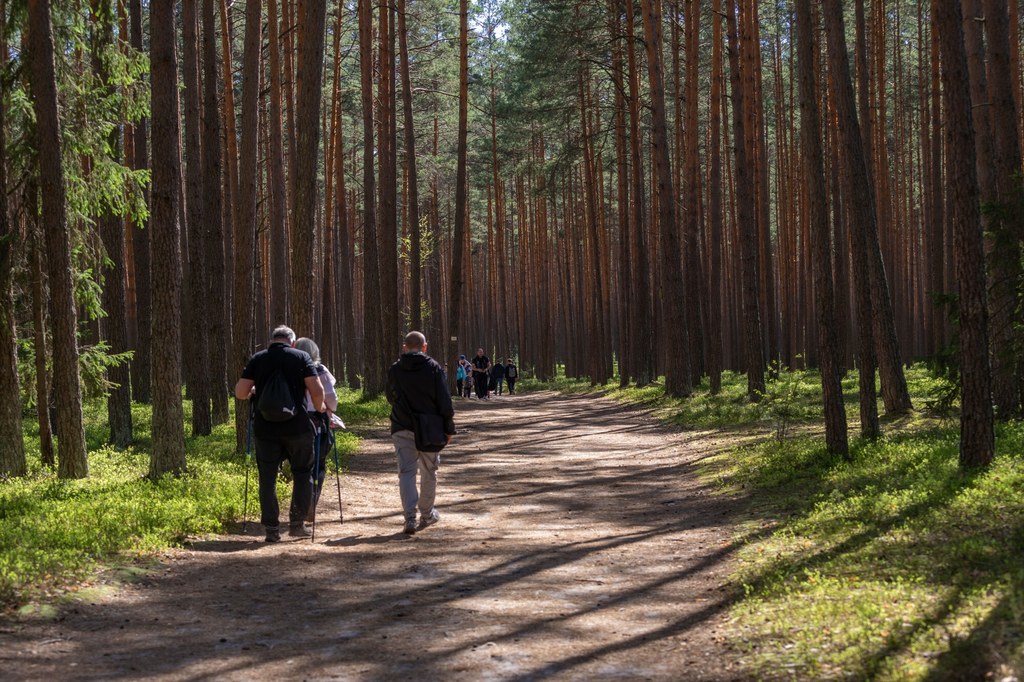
[2,391,746,680]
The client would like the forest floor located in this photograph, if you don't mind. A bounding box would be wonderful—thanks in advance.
[0,391,751,681]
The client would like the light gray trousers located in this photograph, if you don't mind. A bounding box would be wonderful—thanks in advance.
[392,429,440,523]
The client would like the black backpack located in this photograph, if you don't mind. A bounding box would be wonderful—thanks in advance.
[257,368,298,422]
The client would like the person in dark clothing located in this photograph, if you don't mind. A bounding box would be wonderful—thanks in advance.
[386,331,456,534]
[235,325,326,543]
[471,348,491,399]
[505,359,518,394]
[490,358,506,395]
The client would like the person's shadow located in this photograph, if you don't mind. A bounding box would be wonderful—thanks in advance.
[325,533,409,547]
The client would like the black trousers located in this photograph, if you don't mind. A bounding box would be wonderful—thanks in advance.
[507,377,516,394]
[254,427,315,528]
[474,371,488,398]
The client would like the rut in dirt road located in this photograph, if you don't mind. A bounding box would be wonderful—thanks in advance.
[2,392,748,681]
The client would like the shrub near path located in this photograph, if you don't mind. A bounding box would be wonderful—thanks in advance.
[0,392,747,681]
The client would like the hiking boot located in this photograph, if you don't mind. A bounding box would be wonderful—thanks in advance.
[403,520,417,535]
[265,526,281,543]
[418,509,440,530]
[288,523,312,538]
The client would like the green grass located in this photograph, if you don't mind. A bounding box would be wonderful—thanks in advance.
[0,389,381,611]
[529,363,1024,679]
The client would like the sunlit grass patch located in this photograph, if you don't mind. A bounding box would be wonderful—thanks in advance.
[2,391,367,611]
[714,420,1024,679]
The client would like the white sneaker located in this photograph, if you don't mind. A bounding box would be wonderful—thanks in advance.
[418,509,440,529]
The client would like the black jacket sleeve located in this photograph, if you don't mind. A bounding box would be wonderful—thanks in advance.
[436,368,456,435]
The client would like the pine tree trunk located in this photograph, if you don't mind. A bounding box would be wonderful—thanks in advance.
[29,0,89,479]
[640,0,689,396]
[707,0,724,394]
[398,0,423,333]
[359,0,384,395]
[290,0,327,337]
[92,0,133,449]
[0,0,25,476]
[982,0,1024,418]
[129,0,152,404]
[447,0,470,380]
[268,0,290,325]
[149,0,187,477]
[823,0,885,437]
[796,0,849,457]
[182,0,211,436]
[202,0,229,424]
[232,0,263,451]
[934,0,995,467]
[624,0,655,386]
[726,0,766,401]
[608,0,632,387]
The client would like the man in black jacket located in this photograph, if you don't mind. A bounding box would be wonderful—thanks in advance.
[386,331,456,534]
[235,325,326,543]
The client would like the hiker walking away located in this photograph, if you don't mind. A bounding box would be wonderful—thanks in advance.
[455,355,468,398]
[235,325,326,543]
[490,357,506,396]
[505,358,518,395]
[386,331,455,535]
[460,355,474,398]
[293,337,338,521]
[471,348,491,399]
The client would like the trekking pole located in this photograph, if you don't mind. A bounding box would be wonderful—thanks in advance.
[311,424,321,543]
[328,419,344,522]
[242,404,254,534]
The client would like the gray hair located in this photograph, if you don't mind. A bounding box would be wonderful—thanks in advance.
[294,337,321,364]
[271,325,296,343]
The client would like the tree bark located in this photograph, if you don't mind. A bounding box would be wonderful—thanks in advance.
[0,0,25,476]
[707,0,724,393]
[149,0,188,477]
[268,0,290,325]
[28,0,89,478]
[359,0,384,395]
[796,0,849,457]
[982,0,1024,418]
[202,0,228,424]
[398,0,423,332]
[624,0,655,386]
[182,0,211,436]
[726,0,766,400]
[822,0,884,437]
[232,0,263,451]
[640,0,689,396]
[92,0,133,449]
[129,0,152,404]
[447,0,470,383]
[289,0,327,338]
[935,0,995,467]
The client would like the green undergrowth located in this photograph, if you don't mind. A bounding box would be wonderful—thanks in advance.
[711,421,1024,680]
[0,389,380,611]
[530,364,1024,678]
[522,363,945,433]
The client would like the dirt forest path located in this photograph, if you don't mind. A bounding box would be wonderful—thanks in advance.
[3,392,749,681]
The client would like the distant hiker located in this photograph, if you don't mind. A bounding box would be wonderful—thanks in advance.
[490,357,506,396]
[471,348,491,399]
[293,337,338,521]
[235,325,326,543]
[460,355,474,398]
[386,331,455,535]
[456,355,468,398]
[505,359,518,395]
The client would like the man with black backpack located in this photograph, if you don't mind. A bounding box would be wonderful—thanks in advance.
[235,325,326,543]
